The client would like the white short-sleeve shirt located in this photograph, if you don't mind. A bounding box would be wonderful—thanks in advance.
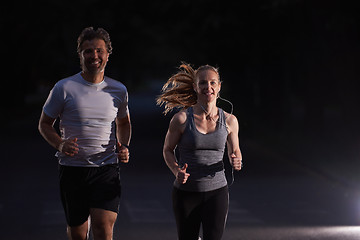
[43,72,129,167]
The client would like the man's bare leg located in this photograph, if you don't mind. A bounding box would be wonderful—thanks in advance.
[90,208,117,240]
[67,219,90,240]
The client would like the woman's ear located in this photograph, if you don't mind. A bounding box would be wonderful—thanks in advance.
[217,82,221,98]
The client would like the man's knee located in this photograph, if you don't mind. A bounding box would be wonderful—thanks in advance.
[67,222,89,240]
[92,223,115,240]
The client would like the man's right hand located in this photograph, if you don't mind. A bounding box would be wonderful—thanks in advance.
[58,138,79,156]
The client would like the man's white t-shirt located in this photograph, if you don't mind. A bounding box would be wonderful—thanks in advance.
[43,72,129,167]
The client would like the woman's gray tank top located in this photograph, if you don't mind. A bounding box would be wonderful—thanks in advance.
[174,107,228,192]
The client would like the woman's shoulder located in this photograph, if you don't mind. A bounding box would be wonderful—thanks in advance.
[172,109,188,125]
[167,109,189,134]
[223,110,238,128]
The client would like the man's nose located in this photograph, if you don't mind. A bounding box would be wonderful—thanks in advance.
[90,50,98,58]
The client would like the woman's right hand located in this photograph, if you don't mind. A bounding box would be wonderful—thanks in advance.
[176,163,190,184]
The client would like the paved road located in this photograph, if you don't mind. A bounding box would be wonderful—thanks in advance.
[1,94,360,239]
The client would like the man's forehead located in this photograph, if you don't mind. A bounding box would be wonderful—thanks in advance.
[81,39,106,49]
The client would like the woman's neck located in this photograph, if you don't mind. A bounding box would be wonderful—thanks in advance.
[194,102,217,120]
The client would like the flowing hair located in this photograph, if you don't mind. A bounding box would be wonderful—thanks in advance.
[156,62,220,115]
[156,63,197,115]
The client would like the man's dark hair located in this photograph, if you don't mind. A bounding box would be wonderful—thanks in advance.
[77,27,113,55]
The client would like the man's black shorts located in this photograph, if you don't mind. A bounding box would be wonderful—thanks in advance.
[59,164,121,227]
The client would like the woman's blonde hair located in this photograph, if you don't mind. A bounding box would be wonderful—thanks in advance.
[156,62,220,115]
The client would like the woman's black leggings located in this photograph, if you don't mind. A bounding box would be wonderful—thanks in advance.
[172,186,229,240]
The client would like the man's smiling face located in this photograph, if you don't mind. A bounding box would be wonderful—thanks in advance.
[79,38,109,74]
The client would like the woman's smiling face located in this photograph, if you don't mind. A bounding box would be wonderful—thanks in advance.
[194,69,221,103]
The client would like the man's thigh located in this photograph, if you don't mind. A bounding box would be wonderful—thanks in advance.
[90,208,118,239]
[59,164,121,227]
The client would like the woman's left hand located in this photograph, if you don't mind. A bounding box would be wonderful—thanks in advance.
[230,153,242,171]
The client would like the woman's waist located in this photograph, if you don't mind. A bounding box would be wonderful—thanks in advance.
[184,161,224,176]
[174,172,227,192]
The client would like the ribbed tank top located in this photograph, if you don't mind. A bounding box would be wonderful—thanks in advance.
[174,107,228,192]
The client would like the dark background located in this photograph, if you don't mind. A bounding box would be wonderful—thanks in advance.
[1,0,360,184]
[3,0,360,143]
[1,1,360,238]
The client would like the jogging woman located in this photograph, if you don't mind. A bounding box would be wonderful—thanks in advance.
[157,63,242,240]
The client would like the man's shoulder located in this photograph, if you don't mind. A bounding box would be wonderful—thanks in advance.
[54,73,81,88]
[104,76,127,90]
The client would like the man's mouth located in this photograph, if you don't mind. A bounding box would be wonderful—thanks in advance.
[89,60,101,66]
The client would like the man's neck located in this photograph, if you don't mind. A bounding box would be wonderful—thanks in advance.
[81,71,104,84]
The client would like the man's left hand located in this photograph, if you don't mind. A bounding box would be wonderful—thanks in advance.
[117,142,129,163]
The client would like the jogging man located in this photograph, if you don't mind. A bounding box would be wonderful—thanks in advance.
[38,27,131,240]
